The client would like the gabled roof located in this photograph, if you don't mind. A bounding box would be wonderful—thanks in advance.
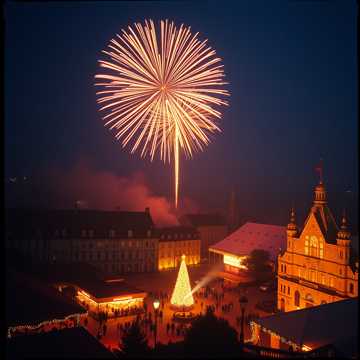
[300,205,339,244]
[209,222,286,261]
[179,213,226,227]
[6,208,154,238]
[6,327,115,358]
[253,298,358,353]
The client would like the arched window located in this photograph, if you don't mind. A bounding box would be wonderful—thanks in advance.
[319,242,324,259]
[305,237,309,255]
[310,236,318,257]
[280,298,285,312]
[294,290,300,307]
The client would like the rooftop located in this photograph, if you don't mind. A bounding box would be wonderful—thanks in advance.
[157,226,199,241]
[74,278,147,301]
[6,208,155,238]
[210,222,286,261]
[253,298,358,357]
[6,327,115,358]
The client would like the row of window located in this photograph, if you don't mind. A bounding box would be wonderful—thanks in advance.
[160,234,197,240]
[98,261,155,274]
[76,239,155,250]
[73,250,154,262]
[160,241,200,248]
[54,229,153,238]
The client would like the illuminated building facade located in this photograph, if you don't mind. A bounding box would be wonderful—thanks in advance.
[179,213,227,261]
[157,227,200,270]
[277,180,358,312]
[73,279,147,318]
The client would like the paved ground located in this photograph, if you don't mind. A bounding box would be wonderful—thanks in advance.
[81,264,276,351]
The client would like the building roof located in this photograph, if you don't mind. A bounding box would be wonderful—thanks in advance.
[6,208,155,239]
[6,327,115,358]
[157,226,199,241]
[209,222,286,261]
[74,278,147,301]
[253,298,358,356]
[179,213,226,227]
[6,270,86,328]
[300,205,339,244]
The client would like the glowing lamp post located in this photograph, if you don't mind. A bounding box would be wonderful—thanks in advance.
[153,299,160,348]
[239,295,248,345]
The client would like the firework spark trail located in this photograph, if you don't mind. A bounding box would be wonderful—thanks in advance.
[95,19,229,208]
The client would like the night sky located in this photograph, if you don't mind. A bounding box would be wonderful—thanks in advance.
[5,1,358,230]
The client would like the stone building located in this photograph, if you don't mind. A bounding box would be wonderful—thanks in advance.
[5,208,158,275]
[157,226,200,270]
[277,180,358,312]
[179,213,227,261]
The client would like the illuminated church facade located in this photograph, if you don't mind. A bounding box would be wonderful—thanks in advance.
[277,180,358,312]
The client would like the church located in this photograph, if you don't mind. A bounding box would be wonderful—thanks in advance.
[277,179,358,312]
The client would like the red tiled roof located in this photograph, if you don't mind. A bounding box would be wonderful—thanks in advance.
[209,222,286,261]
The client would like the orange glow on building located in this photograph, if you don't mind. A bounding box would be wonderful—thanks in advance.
[277,180,358,313]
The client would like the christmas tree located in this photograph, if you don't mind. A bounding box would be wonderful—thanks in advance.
[171,254,194,309]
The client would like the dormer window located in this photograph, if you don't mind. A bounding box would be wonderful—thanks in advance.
[147,230,151,237]
[128,230,133,238]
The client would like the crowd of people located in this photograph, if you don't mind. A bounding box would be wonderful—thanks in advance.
[85,277,267,348]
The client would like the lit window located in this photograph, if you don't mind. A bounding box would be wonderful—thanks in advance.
[310,236,318,257]
[319,242,324,259]
[339,268,342,276]
[330,277,334,288]
[288,286,290,295]
[305,239,309,255]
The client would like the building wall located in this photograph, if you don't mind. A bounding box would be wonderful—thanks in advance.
[277,213,358,313]
[63,236,158,275]
[197,225,228,260]
[158,239,200,270]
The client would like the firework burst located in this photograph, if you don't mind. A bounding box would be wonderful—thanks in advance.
[95,19,229,208]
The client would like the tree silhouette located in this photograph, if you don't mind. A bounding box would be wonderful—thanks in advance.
[183,307,239,357]
[120,321,150,358]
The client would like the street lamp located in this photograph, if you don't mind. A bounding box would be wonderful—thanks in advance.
[153,299,160,348]
[239,295,248,345]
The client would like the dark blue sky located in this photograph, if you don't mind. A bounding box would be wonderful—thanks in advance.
[5,1,358,229]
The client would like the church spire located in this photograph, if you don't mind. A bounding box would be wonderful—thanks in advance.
[313,159,326,206]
